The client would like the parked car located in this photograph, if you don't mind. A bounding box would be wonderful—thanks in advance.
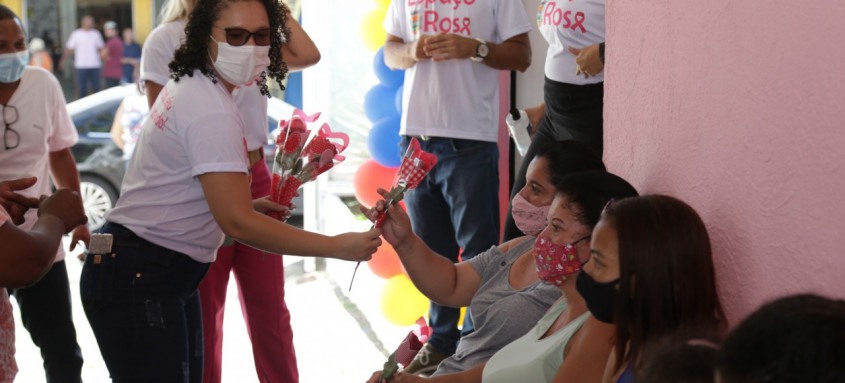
[68,85,300,230]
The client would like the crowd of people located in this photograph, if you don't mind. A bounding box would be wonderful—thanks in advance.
[46,15,143,99]
[1,1,843,383]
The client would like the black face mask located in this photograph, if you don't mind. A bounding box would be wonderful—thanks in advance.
[576,270,619,324]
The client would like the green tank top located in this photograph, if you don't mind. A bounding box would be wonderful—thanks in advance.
[481,299,590,383]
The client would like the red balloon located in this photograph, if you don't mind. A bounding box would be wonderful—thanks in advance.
[368,241,404,279]
[354,159,396,208]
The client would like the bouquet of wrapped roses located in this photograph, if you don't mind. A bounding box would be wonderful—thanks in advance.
[269,109,349,220]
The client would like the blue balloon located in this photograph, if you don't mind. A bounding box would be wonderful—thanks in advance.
[368,116,402,167]
[374,47,405,88]
[394,84,404,115]
[364,84,400,123]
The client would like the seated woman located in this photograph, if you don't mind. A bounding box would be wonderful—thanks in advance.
[367,140,605,376]
[367,170,639,383]
[582,195,726,383]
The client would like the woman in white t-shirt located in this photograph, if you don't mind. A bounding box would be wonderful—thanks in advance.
[79,1,381,381]
[503,0,606,241]
[141,1,320,382]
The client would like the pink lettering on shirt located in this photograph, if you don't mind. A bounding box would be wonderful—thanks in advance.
[421,11,472,35]
[161,87,174,111]
[538,1,589,34]
[408,0,476,36]
[151,108,169,130]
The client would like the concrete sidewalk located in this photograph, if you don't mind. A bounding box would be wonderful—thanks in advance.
[12,194,415,382]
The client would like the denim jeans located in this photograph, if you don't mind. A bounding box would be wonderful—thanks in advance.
[400,136,500,355]
[8,260,83,383]
[76,68,100,98]
[81,223,209,383]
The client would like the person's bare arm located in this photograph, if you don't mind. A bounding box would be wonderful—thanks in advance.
[551,317,615,383]
[281,16,320,71]
[49,148,90,250]
[110,102,126,149]
[0,188,86,288]
[58,48,72,72]
[393,233,483,308]
[144,81,164,108]
[0,177,40,225]
[362,192,483,308]
[199,172,381,261]
[383,34,429,70]
[423,32,531,72]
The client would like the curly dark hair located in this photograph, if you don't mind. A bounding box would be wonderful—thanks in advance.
[169,0,290,97]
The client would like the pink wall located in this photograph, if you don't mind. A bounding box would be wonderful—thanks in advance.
[604,1,845,324]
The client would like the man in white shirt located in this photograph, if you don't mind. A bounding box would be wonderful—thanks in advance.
[0,7,89,382]
[59,15,105,98]
[383,0,533,375]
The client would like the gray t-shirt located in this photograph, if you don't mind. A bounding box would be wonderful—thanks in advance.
[433,237,562,375]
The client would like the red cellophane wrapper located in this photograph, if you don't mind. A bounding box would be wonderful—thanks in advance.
[374,137,438,228]
[393,317,432,367]
[269,109,349,220]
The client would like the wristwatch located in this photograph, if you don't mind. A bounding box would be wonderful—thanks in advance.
[470,38,489,62]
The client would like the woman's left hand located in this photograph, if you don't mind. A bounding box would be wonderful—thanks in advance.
[569,44,604,78]
[366,370,430,383]
[253,196,294,221]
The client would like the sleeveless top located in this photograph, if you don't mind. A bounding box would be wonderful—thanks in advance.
[482,299,590,383]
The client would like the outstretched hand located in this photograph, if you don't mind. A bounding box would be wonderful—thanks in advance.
[366,370,429,383]
[0,177,41,225]
[254,196,296,222]
[38,188,87,233]
[69,224,91,252]
[359,188,413,249]
[332,228,382,262]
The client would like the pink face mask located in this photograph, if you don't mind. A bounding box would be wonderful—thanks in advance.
[511,193,551,236]
[533,235,587,286]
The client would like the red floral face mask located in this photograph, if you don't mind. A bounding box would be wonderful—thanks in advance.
[533,235,589,286]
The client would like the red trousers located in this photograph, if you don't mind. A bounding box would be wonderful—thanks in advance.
[200,161,298,383]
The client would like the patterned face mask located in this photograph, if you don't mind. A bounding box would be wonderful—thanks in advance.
[511,193,551,236]
[533,235,589,286]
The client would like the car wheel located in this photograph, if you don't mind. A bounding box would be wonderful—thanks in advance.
[80,175,118,231]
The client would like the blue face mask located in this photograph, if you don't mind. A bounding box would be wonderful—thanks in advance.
[0,51,29,83]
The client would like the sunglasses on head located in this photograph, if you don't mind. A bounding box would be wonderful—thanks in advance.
[214,26,272,47]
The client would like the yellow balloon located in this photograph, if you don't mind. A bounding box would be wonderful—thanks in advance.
[380,275,430,327]
[458,306,467,329]
[375,0,392,10]
[360,8,388,52]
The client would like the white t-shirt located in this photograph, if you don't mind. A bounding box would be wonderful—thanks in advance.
[140,20,269,150]
[106,71,249,262]
[0,67,79,262]
[383,0,532,143]
[118,94,149,160]
[65,28,105,69]
[537,0,605,85]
